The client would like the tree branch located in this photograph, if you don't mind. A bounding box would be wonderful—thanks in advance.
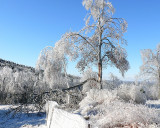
[68,33,98,54]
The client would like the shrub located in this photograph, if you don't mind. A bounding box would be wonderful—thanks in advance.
[117,84,147,104]
[80,68,99,93]
[143,84,159,100]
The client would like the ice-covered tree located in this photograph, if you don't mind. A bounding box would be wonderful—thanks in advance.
[36,44,73,103]
[61,0,129,89]
[108,73,121,89]
[0,67,14,93]
[140,44,160,98]
[36,46,67,89]
[14,71,35,93]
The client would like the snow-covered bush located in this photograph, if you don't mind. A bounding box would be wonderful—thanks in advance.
[79,89,160,128]
[117,83,159,103]
[117,84,147,104]
[79,89,119,111]
[95,101,160,128]
[143,84,159,100]
[80,69,99,93]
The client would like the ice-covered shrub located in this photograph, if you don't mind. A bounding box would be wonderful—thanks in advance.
[80,69,99,93]
[116,84,131,102]
[95,101,160,128]
[117,83,159,103]
[143,84,159,100]
[117,84,147,104]
[79,89,160,128]
[82,81,99,94]
[79,89,119,115]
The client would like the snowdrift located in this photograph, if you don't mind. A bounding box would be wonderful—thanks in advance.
[46,101,88,128]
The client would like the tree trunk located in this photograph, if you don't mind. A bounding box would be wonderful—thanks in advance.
[98,62,102,89]
[98,18,102,89]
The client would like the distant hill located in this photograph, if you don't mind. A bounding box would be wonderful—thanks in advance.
[0,58,35,73]
[0,58,80,81]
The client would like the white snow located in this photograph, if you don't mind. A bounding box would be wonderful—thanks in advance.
[0,99,160,128]
[46,101,88,128]
[0,105,46,128]
[78,89,160,128]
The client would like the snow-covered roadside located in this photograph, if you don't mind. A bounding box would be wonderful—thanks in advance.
[0,99,160,128]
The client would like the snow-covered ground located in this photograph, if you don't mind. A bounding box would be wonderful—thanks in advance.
[0,105,46,128]
[78,89,160,128]
[0,100,160,128]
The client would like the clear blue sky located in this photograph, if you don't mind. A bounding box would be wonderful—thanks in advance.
[0,0,160,80]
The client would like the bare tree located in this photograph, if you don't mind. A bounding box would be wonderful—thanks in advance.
[61,0,129,89]
[140,44,160,98]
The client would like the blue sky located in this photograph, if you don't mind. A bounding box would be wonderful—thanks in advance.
[0,0,160,80]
